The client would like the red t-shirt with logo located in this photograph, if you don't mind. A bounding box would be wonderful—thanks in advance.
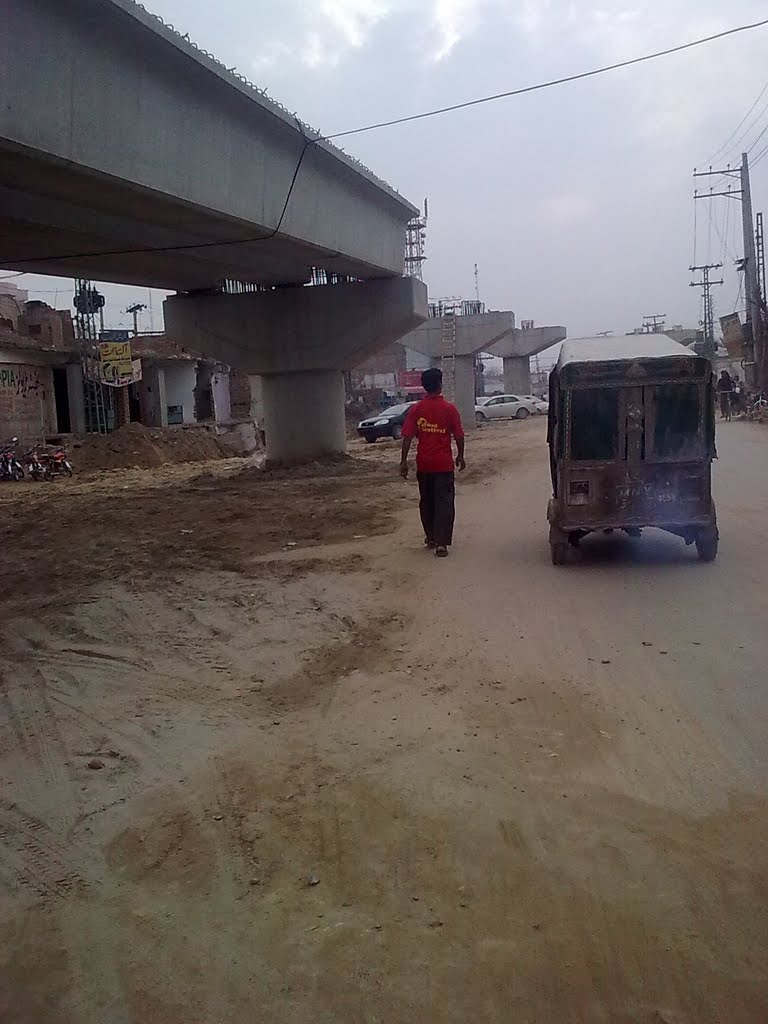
[402,395,464,473]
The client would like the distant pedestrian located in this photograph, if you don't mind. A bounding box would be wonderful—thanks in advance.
[717,370,734,421]
[732,374,744,415]
[399,368,465,558]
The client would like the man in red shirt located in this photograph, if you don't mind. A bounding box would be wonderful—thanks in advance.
[400,367,466,557]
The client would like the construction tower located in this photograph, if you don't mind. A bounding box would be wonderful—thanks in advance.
[403,199,428,281]
[73,280,108,434]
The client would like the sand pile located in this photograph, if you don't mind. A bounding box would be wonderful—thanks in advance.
[72,422,231,473]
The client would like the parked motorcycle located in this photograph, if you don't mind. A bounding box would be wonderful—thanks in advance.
[1,439,25,481]
[24,444,74,481]
[24,448,47,481]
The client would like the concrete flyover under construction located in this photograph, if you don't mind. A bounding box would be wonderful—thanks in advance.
[489,324,568,395]
[400,314,566,427]
[399,312,516,428]
[0,0,426,461]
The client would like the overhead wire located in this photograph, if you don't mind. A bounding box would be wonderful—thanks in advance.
[734,273,744,314]
[704,78,768,166]
[710,95,768,173]
[704,198,738,265]
[3,15,768,268]
[325,17,768,140]
[752,138,768,167]
[707,191,714,263]
[747,118,768,156]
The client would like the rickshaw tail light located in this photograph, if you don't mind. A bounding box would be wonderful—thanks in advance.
[568,480,591,505]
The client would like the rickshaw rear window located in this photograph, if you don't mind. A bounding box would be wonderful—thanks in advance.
[651,383,701,457]
[570,388,619,460]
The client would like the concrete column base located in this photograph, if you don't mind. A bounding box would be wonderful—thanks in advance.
[164,277,426,463]
[262,370,346,465]
[454,354,478,431]
[428,354,477,429]
[503,356,532,395]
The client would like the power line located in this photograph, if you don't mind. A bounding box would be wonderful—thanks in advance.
[752,138,768,167]
[326,17,768,140]
[704,78,768,165]
[734,273,745,314]
[710,98,768,177]
[4,16,768,270]
[747,118,768,155]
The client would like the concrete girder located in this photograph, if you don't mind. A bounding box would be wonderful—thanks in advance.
[164,277,428,464]
[0,0,416,289]
[488,326,567,394]
[398,312,516,428]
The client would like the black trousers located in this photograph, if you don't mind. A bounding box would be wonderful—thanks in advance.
[417,471,456,547]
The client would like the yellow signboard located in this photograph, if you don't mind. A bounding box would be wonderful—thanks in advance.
[98,341,133,384]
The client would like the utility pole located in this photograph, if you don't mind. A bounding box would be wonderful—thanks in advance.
[740,152,764,385]
[689,263,724,361]
[125,301,147,337]
[741,151,761,372]
[642,314,666,333]
[694,152,764,386]
[474,263,480,304]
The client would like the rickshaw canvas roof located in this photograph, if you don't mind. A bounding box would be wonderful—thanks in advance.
[556,335,696,369]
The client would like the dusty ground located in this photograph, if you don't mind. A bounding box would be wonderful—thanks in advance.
[1,417,767,1023]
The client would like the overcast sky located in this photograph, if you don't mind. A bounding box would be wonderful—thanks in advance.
[5,0,768,340]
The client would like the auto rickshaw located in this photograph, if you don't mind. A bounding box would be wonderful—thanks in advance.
[547,336,718,565]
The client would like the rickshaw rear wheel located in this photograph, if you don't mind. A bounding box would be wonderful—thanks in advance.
[695,530,718,562]
[550,541,569,565]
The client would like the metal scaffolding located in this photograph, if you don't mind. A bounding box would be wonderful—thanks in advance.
[73,280,108,434]
[404,200,428,281]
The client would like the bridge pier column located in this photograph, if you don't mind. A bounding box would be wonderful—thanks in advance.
[164,277,427,465]
[503,356,531,395]
[397,312,516,431]
[424,354,476,426]
[261,370,346,464]
[453,355,478,430]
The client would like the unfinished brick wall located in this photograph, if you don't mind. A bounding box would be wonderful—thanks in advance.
[228,370,252,420]
[0,295,22,332]
[0,363,55,441]
[18,303,76,351]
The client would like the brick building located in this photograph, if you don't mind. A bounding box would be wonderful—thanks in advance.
[0,287,81,441]
[0,285,264,449]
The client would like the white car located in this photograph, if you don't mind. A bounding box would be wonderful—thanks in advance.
[520,394,549,415]
[475,394,539,425]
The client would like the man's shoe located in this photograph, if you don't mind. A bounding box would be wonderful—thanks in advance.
[435,546,448,558]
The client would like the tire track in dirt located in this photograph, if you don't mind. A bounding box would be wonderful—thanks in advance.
[0,800,88,904]
[0,667,81,833]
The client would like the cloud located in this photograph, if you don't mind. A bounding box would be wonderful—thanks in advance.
[249,0,488,70]
[430,0,484,62]
[251,0,395,70]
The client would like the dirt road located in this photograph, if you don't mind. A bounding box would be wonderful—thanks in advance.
[1,419,767,1023]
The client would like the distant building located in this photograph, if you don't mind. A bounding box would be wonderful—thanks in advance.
[0,288,263,447]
